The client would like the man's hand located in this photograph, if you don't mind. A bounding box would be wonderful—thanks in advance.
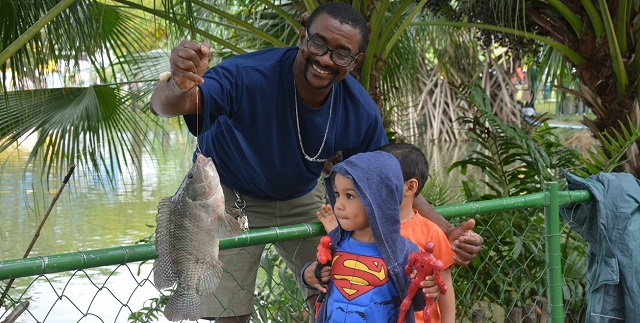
[150,40,211,116]
[170,40,211,91]
[446,219,483,266]
[303,261,331,293]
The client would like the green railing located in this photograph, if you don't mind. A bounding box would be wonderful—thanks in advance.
[0,183,592,322]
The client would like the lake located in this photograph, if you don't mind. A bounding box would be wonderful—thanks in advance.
[0,132,198,322]
[0,131,472,322]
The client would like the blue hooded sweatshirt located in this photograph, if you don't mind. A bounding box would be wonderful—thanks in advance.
[316,151,424,323]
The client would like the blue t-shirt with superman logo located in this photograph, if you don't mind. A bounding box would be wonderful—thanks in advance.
[325,233,400,322]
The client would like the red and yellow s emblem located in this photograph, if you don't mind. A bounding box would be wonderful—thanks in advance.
[330,252,389,300]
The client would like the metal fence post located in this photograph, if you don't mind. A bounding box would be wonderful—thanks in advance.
[545,182,564,322]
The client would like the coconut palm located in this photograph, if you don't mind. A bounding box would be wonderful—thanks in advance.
[0,0,169,182]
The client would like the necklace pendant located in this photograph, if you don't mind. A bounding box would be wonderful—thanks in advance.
[305,155,328,162]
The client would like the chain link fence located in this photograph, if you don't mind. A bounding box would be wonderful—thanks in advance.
[1,187,591,323]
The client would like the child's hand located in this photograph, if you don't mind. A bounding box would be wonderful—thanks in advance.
[408,271,440,298]
[420,274,441,299]
[316,204,338,232]
[303,261,331,293]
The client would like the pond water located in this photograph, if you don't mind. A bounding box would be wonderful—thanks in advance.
[0,134,197,261]
[0,132,197,322]
[0,132,472,322]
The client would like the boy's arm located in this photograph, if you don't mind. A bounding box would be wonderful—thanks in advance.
[413,194,484,266]
[437,268,456,323]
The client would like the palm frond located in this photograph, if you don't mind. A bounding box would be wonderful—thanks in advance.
[576,115,640,176]
[0,84,157,185]
[2,0,158,91]
[422,175,456,206]
[450,83,587,199]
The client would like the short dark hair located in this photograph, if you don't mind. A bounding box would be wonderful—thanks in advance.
[305,3,369,54]
[378,143,429,197]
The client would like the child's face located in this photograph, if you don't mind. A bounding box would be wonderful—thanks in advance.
[332,173,369,232]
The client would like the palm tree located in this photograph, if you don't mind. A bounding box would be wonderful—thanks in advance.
[0,0,169,182]
[419,0,640,177]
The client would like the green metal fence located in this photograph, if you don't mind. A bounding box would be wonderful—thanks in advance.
[0,183,592,322]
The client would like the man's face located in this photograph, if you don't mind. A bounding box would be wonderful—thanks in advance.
[298,13,363,91]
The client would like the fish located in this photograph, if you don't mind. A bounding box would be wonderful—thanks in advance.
[153,152,242,321]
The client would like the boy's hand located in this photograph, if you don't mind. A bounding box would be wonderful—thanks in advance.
[420,275,441,298]
[316,204,338,232]
[303,261,331,293]
[409,272,440,299]
[447,219,484,266]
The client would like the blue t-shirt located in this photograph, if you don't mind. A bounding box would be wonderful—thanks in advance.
[324,233,400,323]
[194,46,388,200]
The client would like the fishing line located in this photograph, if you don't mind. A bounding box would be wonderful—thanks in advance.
[196,84,201,154]
[187,7,201,156]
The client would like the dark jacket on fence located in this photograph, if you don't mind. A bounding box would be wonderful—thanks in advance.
[560,171,640,323]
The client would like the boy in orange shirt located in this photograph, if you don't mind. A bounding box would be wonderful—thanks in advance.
[315,143,456,323]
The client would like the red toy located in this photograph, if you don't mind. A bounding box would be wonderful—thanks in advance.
[317,235,332,265]
[315,235,332,316]
[397,241,447,323]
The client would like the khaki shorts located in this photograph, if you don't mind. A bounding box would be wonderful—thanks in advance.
[201,182,325,318]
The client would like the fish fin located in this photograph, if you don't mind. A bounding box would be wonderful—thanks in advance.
[218,211,243,238]
[198,259,223,295]
[154,197,177,290]
[163,288,204,321]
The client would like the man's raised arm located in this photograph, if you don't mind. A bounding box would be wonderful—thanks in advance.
[150,40,211,117]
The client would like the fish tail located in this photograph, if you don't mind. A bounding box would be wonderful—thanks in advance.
[163,288,204,321]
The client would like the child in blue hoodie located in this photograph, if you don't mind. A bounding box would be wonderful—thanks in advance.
[306,150,425,322]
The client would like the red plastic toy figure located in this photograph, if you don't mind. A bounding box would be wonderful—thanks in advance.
[315,235,332,316]
[317,235,332,265]
[397,241,447,323]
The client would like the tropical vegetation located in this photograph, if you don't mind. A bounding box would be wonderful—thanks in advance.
[421,0,640,177]
[1,0,437,179]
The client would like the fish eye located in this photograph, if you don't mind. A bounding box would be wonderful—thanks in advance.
[187,173,194,179]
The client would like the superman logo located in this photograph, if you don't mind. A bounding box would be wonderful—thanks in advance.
[330,252,389,300]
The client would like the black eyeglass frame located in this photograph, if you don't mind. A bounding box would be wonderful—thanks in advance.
[304,30,360,67]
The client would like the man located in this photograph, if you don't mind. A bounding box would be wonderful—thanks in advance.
[150,3,482,321]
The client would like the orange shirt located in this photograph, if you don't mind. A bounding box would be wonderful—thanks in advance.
[400,209,455,323]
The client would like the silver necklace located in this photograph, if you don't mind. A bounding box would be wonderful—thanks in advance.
[294,78,333,162]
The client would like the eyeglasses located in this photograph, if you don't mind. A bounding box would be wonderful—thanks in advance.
[305,30,359,67]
